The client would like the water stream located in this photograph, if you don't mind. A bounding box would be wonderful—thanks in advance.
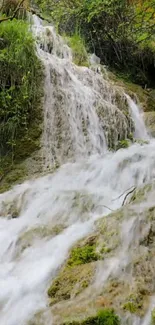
[0,15,154,325]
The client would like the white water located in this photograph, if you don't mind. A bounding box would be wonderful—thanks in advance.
[126,95,149,140]
[32,15,137,170]
[0,15,154,325]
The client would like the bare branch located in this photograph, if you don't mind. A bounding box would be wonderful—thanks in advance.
[0,0,25,23]
[122,187,136,206]
[93,205,114,212]
[112,186,135,202]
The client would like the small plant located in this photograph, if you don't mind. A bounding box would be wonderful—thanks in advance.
[67,244,100,267]
[116,140,130,150]
[98,308,120,325]
[123,293,143,314]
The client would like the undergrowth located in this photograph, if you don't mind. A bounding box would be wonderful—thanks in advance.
[0,19,43,184]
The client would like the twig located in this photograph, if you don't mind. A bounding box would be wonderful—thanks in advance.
[112,186,135,201]
[93,204,114,212]
[122,187,136,206]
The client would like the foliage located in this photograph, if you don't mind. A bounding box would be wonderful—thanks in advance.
[116,140,130,150]
[97,309,120,325]
[0,19,43,162]
[66,33,89,66]
[37,0,155,87]
[67,244,100,267]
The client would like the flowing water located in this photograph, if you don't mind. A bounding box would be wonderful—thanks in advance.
[0,15,155,325]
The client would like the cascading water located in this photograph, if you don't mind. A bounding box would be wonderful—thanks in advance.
[126,94,150,140]
[0,15,155,325]
[32,15,135,170]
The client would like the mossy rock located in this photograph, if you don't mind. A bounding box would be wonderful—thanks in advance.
[130,183,153,204]
[15,224,64,256]
[62,308,120,325]
[48,262,96,306]
[144,112,155,137]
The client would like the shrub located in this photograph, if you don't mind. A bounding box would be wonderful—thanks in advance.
[0,19,43,160]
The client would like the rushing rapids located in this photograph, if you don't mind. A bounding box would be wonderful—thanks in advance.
[0,15,155,325]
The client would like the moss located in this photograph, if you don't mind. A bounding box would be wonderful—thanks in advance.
[151,308,155,325]
[62,309,120,325]
[130,183,152,204]
[100,245,111,255]
[123,293,143,315]
[66,34,89,67]
[67,244,100,267]
[48,262,95,305]
[16,224,64,255]
[72,192,95,214]
[116,140,130,150]
[0,164,27,193]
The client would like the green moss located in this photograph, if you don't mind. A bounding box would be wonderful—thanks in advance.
[151,308,155,325]
[16,224,64,255]
[100,245,111,255]
[116,140,130,150]
[123,293,143,315]
[66,34,89,67]
[130,183,152,204]
[67,244,100,267]
[48,263,95,305]
[63,309,120,325]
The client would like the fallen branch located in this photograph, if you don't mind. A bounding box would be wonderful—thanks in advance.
[122,187,136,206]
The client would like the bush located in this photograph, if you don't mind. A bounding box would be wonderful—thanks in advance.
[40,0,155,87]
[0,19,43,160]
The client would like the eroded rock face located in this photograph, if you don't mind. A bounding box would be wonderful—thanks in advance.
[144,112,155,137]
[45,183,155,324]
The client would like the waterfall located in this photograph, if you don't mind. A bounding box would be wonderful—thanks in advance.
[0,15,155,325]
[32,15,135,170]
[126,94,150,140]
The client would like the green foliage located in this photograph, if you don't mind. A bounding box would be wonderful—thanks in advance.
[0,19,43,161]
[97,309,120,325]
[67,244,100,267]
[116,140,130,150]
[66,33,89,66]
[40,0,155,87]
[63,308,120,325]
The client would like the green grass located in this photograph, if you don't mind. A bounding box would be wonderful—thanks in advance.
[66,34,89,67]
